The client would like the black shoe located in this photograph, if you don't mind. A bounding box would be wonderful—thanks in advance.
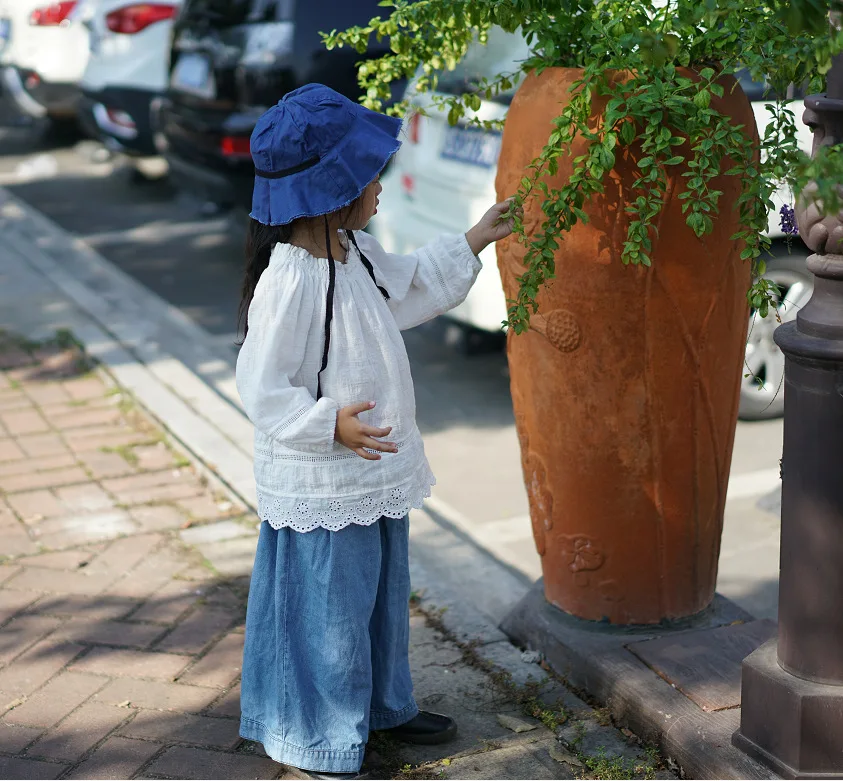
[380,711,458,745]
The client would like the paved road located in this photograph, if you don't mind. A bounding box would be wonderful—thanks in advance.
[0,104,785,621]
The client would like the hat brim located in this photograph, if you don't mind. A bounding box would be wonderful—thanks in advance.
[250,105,402,226]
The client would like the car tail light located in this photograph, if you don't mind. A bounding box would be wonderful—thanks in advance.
[408,112,421,143]
[220,136,252,159]
[29,1,77,26]
[106,108,135,130]
[106,3,177,34]
[400,173,415,197]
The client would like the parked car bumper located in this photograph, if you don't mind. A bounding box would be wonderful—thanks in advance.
[164,151,248,206]
[158,99,254,207]
[79,86,159,157]
[2,65,78,119]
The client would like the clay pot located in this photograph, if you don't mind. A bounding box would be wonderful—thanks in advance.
[496,68,756,624]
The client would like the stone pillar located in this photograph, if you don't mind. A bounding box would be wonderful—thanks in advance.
[733,53,843,778]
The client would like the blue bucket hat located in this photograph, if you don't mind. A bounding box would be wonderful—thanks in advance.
[249,83,403,226]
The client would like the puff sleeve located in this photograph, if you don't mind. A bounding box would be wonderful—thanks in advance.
[353,230,482,331]
[235,263,339,452]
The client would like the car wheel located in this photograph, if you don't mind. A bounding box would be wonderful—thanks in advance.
[738,250,814,421]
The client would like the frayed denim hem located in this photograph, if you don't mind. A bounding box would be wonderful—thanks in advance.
[369,698,419,731]
[240,717,365,773]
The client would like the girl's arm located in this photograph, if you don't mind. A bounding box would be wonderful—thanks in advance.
[235,273,339,453]
[355,200,516,331]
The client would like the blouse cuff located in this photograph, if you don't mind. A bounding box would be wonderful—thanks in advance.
[442,232,483,302]
[269,396,340,453]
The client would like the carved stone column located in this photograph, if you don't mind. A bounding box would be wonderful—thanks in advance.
[733,52,843,778]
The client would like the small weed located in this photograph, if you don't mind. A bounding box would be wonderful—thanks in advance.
[409,589,424,607]
[200,557,219,575]
[571,742,662,780]
[100,445,139,466]
[594,706,613,726]
[7,378,20,390]
[567,720,587,750]
[105,387,122,397]
[584,752,631,780]
[172,454,191,468]
[117,397,136,416]
[524,695,568,730]
[583,747,659,780]
[52,328,82,350]
[67,399,88,407]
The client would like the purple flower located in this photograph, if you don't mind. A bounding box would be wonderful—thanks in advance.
[779,204,798,236]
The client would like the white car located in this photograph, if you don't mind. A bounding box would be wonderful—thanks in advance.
[76,0,182,164]
[371,29,814,420]
[0,0,93,126]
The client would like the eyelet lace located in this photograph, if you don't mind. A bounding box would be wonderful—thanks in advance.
[257,466,436,532]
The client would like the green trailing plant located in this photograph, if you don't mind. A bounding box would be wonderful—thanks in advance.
[324,0,843,332]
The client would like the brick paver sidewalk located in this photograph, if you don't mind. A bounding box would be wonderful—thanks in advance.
[0,332,279,780]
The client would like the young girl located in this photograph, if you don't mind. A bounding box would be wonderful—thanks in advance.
[235,83,515,780]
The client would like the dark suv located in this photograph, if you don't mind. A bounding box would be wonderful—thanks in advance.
[158,0,399,210]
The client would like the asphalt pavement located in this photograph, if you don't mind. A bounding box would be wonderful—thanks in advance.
[0,101,786,623]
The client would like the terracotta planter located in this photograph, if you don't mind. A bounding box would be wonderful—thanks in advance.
[495,68,756,625]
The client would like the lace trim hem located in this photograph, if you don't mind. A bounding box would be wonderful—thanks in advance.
[257,473,436,533]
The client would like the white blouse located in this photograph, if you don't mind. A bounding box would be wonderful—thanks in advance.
[235,229,481,533]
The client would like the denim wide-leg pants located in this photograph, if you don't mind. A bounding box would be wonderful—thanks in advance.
[239,516,418,773]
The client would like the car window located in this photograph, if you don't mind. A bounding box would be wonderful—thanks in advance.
[434,27,530,105]
[180,0,293,26]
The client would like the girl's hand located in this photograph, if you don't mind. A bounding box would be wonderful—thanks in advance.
[335,401,397,461]
[465,198,520,255]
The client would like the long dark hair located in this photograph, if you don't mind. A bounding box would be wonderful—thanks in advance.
[237,219,292,341]
[236,196,367,342]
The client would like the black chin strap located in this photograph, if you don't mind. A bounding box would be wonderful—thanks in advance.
[316,216,336,402]
[314,226,390,402]
[346,231,390,301]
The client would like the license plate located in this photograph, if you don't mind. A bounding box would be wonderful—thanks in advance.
[440,125,501,168]
[170,53,214,98]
